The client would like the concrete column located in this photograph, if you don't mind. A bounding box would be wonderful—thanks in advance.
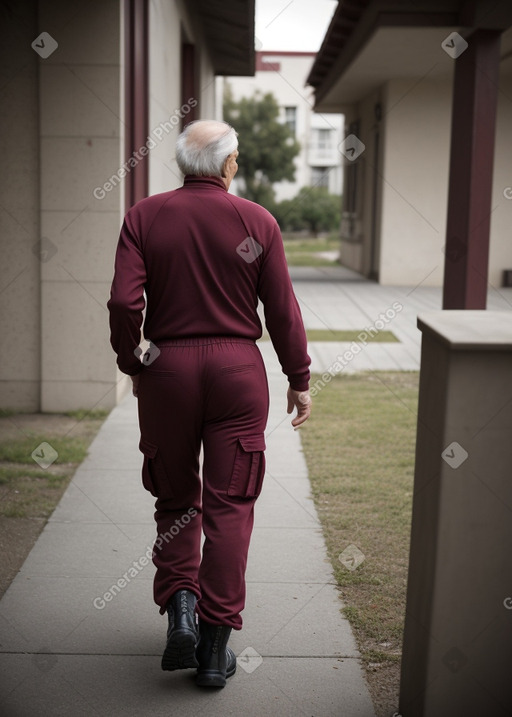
[442,30,501,309]
[0,1,41,410]
[399,311,512,716]
[38,0,125,411]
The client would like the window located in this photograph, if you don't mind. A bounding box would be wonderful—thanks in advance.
[181,41,198,131]
[341,121,361,241]
[284,106,297,135]
[311,167,329,188]
[315,128,332,151]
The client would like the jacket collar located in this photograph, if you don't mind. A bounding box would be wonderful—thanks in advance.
[183,175,226,191]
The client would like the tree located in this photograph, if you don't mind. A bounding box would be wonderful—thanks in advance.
[272,198,306,232]
[223,86,300,207]
[296,187,341,235]
[275,187,341,235]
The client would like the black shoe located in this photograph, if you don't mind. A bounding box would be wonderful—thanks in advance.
[161,589,199,671]
[196,620,237,688]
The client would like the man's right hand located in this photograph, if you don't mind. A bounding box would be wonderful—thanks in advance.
[287,387,312,428]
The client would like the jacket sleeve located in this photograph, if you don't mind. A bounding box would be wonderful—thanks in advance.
[107,210,146,376]
[257,221,310,391]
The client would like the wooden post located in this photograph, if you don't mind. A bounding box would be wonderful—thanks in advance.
[399,311,512,716]
[442,30,501,309]
[124,0,149,209]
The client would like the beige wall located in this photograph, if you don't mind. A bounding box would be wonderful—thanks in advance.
[148,0,217,197]
[379,77,452,286]
[1,0,230,412]
[148,0,183,195]
[38,0,123,412]
[0,1,41,410]
[344,71,512,288]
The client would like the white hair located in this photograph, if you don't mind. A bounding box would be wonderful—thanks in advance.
[175,120,238,177]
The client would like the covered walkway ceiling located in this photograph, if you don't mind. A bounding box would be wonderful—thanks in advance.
[307,0,512,112]
[196,0,255,76]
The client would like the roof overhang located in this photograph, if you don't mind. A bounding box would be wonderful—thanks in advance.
[196,0,256,76]
[307,0,512,112]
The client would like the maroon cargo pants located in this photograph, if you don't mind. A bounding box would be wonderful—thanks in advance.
[137,337,269,630]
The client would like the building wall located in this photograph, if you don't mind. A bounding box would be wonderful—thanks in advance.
[0,0,124,412]
[343,73,512,287]
[37,0,124,411]
[340,77,454,285]
[0,1,41,411]
[339,88,384,279]
[148,0,217,197]
[1,0,245,412]
[148,0,183,196]
[379,77,452,286]
[225,52,343,201]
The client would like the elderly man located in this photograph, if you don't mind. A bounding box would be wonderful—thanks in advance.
[107,119,311,688]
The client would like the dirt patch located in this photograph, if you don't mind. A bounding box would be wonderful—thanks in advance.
[0,516,46,597]
[0,410,108,601]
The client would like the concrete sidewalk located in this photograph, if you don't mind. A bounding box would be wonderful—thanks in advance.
[2,269,511,716]
[0,348,376,714]
[287,265,512,376]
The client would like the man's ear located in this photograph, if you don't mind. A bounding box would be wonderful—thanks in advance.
[221,157,228,178]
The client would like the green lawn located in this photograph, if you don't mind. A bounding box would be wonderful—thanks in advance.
[299,371,419,715]
[305,329,398,343]
[283,235,340,266]
[0,411,109,520]
[259,329,398,343]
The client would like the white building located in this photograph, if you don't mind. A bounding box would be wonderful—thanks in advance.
[222,51,343,201]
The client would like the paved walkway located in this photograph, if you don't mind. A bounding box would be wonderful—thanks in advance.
[1,267,511,716]
[287,266,512,376]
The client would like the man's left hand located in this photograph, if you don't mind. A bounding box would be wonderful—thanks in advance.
[287,387,311,428]
[131,374,140,397]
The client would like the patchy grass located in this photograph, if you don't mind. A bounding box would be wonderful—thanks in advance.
[0,435,90,465]
[299,371,419,717]
[0,466,70,519]
[258,329,398,343]
[0,410,109,597]
[283,235,340,266]
[65,409,110,421]
[305,329,398,343]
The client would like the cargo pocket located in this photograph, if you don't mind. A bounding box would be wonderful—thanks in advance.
[139,438,171,498]
[227,434,266,499]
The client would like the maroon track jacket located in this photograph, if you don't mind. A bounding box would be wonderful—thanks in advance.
[107,176,310,391]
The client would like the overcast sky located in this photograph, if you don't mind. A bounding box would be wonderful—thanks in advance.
[255,0,337,52]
